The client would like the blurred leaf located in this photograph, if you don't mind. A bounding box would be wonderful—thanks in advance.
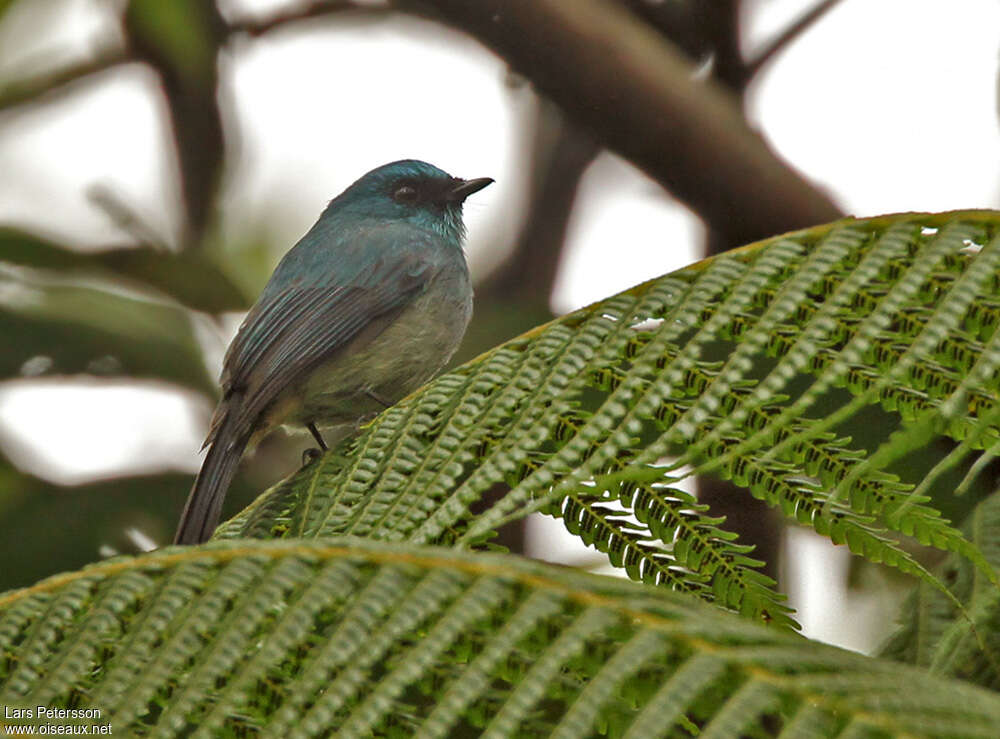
[879,487,1000,690]
[0,463,187,591]
[0,275,216,394]
[0,228,248,313]
[209,231,283,302]
[0,455,260,591]
[888,437,1000,531]
[0,0,18,21]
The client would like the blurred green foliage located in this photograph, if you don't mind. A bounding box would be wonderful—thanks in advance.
[0,449,260,589]
[0,229,247,313]
[124,0,220,90]
[0,0,246,587]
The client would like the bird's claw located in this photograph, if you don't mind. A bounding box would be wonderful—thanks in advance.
[301,447,323,466]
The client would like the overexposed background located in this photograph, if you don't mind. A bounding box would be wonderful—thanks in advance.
[0,0,997,652]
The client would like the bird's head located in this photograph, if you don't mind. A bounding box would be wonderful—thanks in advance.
[325,160,493,242]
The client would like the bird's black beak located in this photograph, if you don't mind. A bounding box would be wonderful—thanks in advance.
[446,177,494,203]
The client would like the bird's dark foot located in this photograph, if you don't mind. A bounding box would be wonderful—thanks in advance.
[301,447,323,466]
[301,422,328,466]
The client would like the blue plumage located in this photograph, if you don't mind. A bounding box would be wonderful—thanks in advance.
[173,160,493,544]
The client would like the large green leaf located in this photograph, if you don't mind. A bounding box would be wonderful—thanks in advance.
[0,228,247,313]
[0,463,191,591]
[218,211,1000,628]
[0,273,215,394]
[2,538,999,738]
[0,455,263,593]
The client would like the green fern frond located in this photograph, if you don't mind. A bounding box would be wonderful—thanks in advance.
[216,211,1000,625]
[3,539,1000,737]
[880,486,1000,689]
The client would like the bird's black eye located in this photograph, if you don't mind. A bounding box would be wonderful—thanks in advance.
[392,185,419,204]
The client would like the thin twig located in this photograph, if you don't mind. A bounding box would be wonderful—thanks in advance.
[87,184,169,251]
[227,1,393,37]
[0,48,129,111]
[741,0,845,83]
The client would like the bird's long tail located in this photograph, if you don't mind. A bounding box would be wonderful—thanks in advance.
[173,408,249,545]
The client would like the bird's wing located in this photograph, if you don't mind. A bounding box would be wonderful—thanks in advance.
[219,225,441,436]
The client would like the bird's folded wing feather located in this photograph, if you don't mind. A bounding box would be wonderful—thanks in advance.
[216,226,441,437]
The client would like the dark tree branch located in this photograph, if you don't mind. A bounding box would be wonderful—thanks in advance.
[742,0,845,84]
[700,0,745,94]
[225,0,843,247]
[124,1,229,249]
[417,0,842,248]
[621,0,716,62]
[479,103,598,305]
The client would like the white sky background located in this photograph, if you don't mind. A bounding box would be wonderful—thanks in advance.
[0,0,997,652]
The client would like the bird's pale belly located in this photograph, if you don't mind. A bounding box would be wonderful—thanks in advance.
[272,275,472,437]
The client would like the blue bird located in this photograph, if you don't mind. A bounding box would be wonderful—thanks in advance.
[173,160,493,544]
